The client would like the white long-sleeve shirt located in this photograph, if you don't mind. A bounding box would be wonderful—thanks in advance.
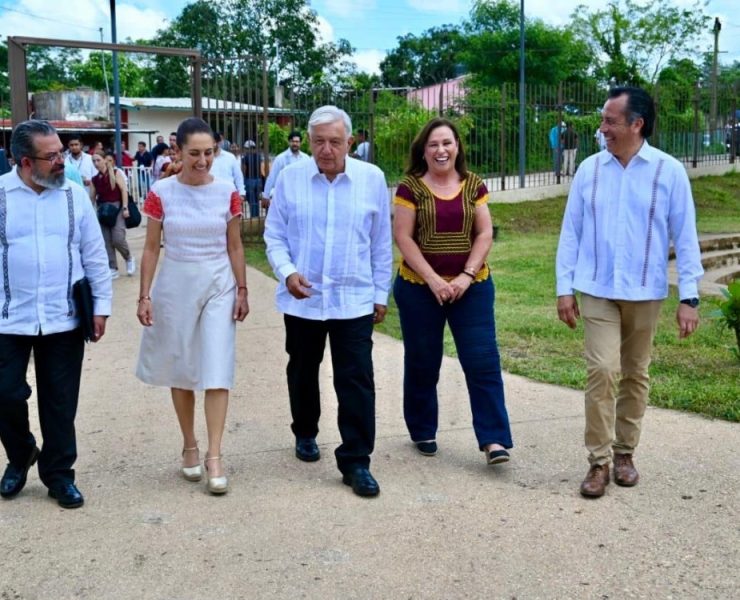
[556,141,703,302]
[0,169,112,335]
[262,148,309,199]
[264,157,392,321]
[64,152,95,187]
[210,150,245,196]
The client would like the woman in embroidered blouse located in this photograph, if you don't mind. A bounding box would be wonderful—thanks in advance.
[393,117,513,466]
[91,151,135,279]
[135,117,249,495]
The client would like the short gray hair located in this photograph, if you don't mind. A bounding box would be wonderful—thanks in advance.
[308,106,352,141]
[10,120,57,163]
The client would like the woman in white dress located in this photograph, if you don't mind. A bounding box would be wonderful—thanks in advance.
[136,117,249,495]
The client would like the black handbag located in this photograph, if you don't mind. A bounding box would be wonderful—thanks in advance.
[72,277,95,342]
[125,196,142,228]
[97,202,120,228]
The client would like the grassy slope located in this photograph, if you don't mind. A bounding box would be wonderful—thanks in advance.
[246,172,740,421]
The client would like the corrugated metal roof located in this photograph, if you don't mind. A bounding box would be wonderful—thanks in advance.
[117,97,290,114]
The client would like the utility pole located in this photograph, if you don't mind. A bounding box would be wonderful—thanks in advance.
[99,28,110,98]
[710,17,721,142]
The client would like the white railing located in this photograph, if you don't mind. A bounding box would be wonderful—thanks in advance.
[121,166,154,203]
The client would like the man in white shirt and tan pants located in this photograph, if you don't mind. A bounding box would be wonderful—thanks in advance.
[556,87,703,498]
[0,121,112,509]
[264,106,392,498]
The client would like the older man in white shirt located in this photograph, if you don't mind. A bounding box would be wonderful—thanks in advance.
[264,106,392,498]
[556,87,703,499]
[0,121,111,509]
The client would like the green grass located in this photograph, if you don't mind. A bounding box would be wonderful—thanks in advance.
[244,172,740,422]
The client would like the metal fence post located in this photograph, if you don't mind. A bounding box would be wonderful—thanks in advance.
[500,83,507,191]
[692,81,700,169]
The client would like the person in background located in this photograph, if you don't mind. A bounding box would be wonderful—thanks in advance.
[90,151,135,279]
[549,122,565,177]
[561,123,579,176]
[151,143,172,181]
[210,132,245,203]
[134,142,153,200]
[353,129,371,162]
[556,86,703,499]
[136,117,249,496]
[241,140,263,218]
[393,117,513,465]
[261,130,309,209]
[0,120,111,509]
[64,135,95,194]
[0,142,10,175]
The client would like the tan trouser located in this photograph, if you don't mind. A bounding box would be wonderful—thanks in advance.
[581,294,663,465]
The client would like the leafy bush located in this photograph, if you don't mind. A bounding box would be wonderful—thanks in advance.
[715,279,740,361]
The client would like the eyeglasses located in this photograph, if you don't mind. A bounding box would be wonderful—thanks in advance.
[29,152,65,164]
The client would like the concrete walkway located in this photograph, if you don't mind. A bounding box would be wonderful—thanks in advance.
[2,227,738,600]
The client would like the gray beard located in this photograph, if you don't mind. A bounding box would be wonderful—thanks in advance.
[31,168,65,190]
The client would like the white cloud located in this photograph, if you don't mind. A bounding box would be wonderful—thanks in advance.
[323,0,376,19]
[352,49,386,75]
[316,15,336,43]
[406,0,467,13]
[0,1,168,45]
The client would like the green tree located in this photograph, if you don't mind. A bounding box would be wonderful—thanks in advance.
[70,52,150,97]
[25,46,82,92]
[146,0,353,97]
[463,0,595,86]
[570,0,711,85]
[0,42,9,115]
[379,25,467,88]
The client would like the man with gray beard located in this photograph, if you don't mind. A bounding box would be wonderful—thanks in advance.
[0,120,111,509]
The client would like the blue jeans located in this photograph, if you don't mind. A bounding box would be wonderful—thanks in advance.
[393,275,512,450]
[245,178,261,217]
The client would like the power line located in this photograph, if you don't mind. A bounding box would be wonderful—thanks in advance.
[0,4,102,32]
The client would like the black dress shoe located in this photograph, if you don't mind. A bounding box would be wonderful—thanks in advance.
[295,437,320,462]
[48,483,84,509]
[0,446,40,499]
[342,467,380,497]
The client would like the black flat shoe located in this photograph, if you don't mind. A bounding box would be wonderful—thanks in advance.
[48,483,84,509]
[485,448,510,465]
[295,437,320,462]
[0,446,40,499]
[342,467,380,497]
[415,440,438,456]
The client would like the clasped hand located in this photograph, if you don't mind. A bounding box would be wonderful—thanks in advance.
[429,274,471,305]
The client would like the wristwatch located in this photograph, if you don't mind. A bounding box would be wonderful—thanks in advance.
[680,297,699,308]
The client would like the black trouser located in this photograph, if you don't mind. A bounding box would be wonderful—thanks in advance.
[284,314,375,473]
[0,328,84,489]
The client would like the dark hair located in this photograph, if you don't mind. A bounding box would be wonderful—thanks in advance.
[151,142,170,161]
[406,117,468,179]
[357,128,368,138]
[213,131,223,143]
[288,130,302,141]
[175,117,213,149]
[10,120,57,163]
[67,134,82,144]
[608,86,655,138]
[137,141,146,147]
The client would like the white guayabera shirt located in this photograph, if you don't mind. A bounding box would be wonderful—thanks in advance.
[264,157,392,321]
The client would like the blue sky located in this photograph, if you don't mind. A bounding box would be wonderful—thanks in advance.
[1,0,737,75]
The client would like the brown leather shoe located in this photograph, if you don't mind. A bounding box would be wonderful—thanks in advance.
[580,463,609,498]
[613,453,639,486]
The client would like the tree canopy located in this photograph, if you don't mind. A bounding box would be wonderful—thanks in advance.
[570,0,711,85]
